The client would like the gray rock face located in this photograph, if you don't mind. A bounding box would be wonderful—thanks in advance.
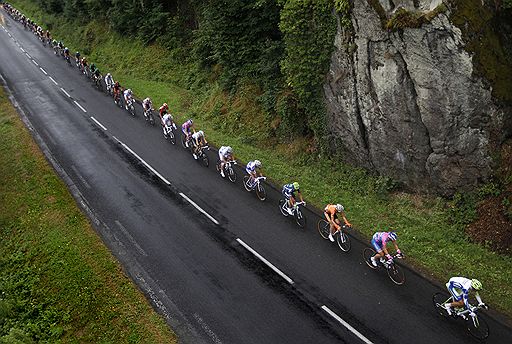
[324,1,504,195]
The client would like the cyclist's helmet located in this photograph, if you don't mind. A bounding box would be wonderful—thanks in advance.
[293,182,300,190]
[254,160,262,168]
[471,279,482,291]
[388,232,398,241]
[127,88,132,93]
[226,146,233,154]
[75,51,80,56]
[106,73,111,78]
[335,204,344,212]
[198,130,204,137]
[188,119,193,125]
[115,81,120,87]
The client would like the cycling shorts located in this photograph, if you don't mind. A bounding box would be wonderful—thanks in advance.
[371,237,384,252]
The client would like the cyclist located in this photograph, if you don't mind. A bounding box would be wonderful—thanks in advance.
[158,103,169,119]
[191,130,207,160]
[123,88,133,110]
[444,277,485,316]
[92,67,101,83]
[113,81,121,103]
[324,204,352,242]
[161,112,175,137]
[218,146,234,178]
[142,97,153,118]
[282,182,304,214]
[81,57,88,75]
[63,47,70,61]
[369,231,402,267]
[90,63,97,76]
[74,51,81,65]
[246,160,263,187]
[181,119,195,147]
[104,73,114,93]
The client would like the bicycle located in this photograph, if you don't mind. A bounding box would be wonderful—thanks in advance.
[243,176,267,201]
[278,199,306,228]
[216,160,237,183]
[432,292,489,340]
[195,145,210,167]
[143,108,155,126]
[363,248,405,285]
[163,121,176,145]
[125,97,136,116]
[317,221,351,252]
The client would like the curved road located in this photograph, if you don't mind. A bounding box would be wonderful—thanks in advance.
[1,10,511,344]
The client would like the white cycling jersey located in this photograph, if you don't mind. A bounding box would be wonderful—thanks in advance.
[192,132,204,140]
[104,75,113,86]
[123,90,133,99]
[142,98,152,110]
[218,146,232,162]
[162,113,173,126]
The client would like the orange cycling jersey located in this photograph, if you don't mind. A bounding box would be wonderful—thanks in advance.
[324,204,338,216]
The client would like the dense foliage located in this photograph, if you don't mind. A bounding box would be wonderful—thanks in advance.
[25,0,346,144]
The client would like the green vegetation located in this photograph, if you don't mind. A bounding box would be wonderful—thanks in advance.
[385,4,448,31]
[5,0,512,319]
[0,88,176,342]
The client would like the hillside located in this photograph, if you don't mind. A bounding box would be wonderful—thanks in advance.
[4,0,512,318]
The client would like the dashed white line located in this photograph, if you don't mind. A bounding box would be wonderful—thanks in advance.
[321,306,374,344]
[113,137,171,185]
[90,116,107,130]
[32,59,39,66]
[39,67,47,75]
[25,52,31,59]
[60,87,71,98]
[74,100,87,113]
[49,76,58,85]
[20,47,25,52]
[236,238,294,284]
[179,192,220,225]
[115,220,148,256]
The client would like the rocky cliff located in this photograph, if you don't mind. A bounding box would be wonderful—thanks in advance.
[324,0,511,195]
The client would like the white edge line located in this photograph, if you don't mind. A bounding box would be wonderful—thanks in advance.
[90,116,107,131]
[179,192,219,225]
[74,100,87,113]
[25,53,31,59]
[49,76,58,85]
[39,67,47,75]
[115,220,148,257]
[60,87,71,98]
[31,59,39,66]
[118,141,171,186]
[236,238,294,285]
[321,305,373,344]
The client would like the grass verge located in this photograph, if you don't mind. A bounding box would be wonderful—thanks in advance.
[5,0,512,318]
[0,86,176,342]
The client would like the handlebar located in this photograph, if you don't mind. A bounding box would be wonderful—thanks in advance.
[255,176,266,182]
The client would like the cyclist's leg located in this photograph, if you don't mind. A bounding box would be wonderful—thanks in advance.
[371,238,384,259]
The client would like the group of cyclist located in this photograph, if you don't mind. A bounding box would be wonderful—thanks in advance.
[1,2,487,321]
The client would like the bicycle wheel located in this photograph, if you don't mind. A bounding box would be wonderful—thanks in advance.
[363,248,377,270]
[201,153,209,167]
[243,176,252,192]
[295,208,306,228]
[181,134,188,148]
[317,220,330,239]
[169,130,176,145]
[336,230,351,252]
[255,183,266,201]
[279,199,289,217]
[149,113,155,126]
[387,263,405,285]
[466,314,489,340]
[432,292,451,317]
[227,167,237,183]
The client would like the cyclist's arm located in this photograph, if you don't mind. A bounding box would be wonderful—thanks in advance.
[341,212,351,226]
[463,291,470,310]
[392,241,399,252]
[475,292,483,305]
[298,191,304,202]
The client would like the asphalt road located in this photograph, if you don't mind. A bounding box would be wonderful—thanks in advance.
[1,10,511,344]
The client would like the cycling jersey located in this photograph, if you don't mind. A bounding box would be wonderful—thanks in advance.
[282,183,298,199]
[446,277,476,310]
[324,204,343,216]
[142,98,152,110]
[218,146,232,162]
[162,113,173,127]
[246,161,259,175]
[123,90,133,99]
[104,75,113,86]
[371,232,394,252]
[192,131,203,141]
[182,120,193,134]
